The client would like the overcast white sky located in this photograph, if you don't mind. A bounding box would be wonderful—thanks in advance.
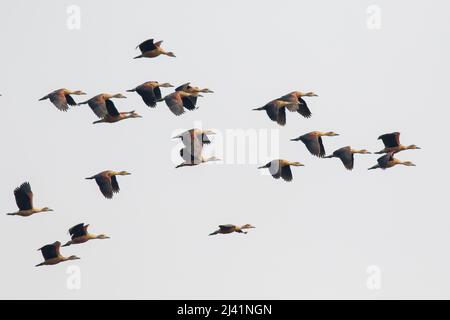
[0,0,448,299]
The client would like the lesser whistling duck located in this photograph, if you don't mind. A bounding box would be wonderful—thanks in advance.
[39,89,86,112]
[252,99,291,126]
[279,91,318,118]
[127,81,174,107]
[92,102,142,124]
[175,83,213,110]
[258,159,304,182]
[173,128,215,147]
[85,170,131,199]
[176,141,220,168]
[209,224,255,236]
[375,132,421,154]
[133,39,176,59]
[324,146,371,170]
[6,182,53,217]
[291,131,339,157]
[36,241,80,267]
[78,93,127,118]
[368,152,416,170]
[163,90,203,116]
[63,223,110,247]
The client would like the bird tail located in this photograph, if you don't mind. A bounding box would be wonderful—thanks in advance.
[62,242,71,247]
[38,95,48,101]
[133,55,142,59]
[324,155,334,158]
[209,231,219,236]
[252,106,265,111]
[77,100,88,105]
[374,151,384,154]
[6,213,16,216]
[126,88,136,92]
[368,165,378,170]
[35,262,45,267]
[85,176,96,180]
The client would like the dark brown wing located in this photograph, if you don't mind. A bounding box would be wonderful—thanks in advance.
[49,92,69,111]
[280,165,293,182]
[65,94,77,106]
[164,93,185,116]
[136,87,157,107]
[301,134,324,157]
[88,96,108,118]
[14,182,33,210]
[95,175,113,199]
[265,103,285,126]
[378,132,400,148]
[69,223,87,238]
[377,152,394,169]
[334,147,354,170]
[105,100,120,117]
[137,39,157,53]
[297,97,312,118]
[219,225,235,232]
[111,176,120,193]
[153,86,162,101]
[39,243,59,260]
[175,83,191,92]
[182,96,197,110]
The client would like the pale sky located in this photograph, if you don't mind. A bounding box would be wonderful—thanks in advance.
[0,0,448,299]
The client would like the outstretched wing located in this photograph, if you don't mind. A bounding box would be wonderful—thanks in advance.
[378,132,400,148]
[105,100,120,117]
[137,39,157,53]
[95,175,113,199]
[281,165,293,182]
[14,182,33,211]
[69,223,87,238]
[111,176,120,193]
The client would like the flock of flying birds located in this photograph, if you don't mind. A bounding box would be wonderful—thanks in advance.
[4,38,421,267]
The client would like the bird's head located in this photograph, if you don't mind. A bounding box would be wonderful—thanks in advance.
[72,90,86,96]
[42,207,53,212]
[402,161,416,167]
[112,93,127,99]
[118,171,131,176]
[159,82,174,88]
[324,132,339,137]
[97,234,110,240]
[241,224,256,230]
[407,144,421,150]
[68,255,81,261]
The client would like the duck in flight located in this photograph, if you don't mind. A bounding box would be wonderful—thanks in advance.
[375,132,421,154]
[209,224,255,236]
[291,131,339,157]
[36,241,80,267]
[258,159,304,182]
[63,223,110,247]
[85,170,131,199]
[39,88,86,112]
[6,182,53,217]
[134,39,176,59]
